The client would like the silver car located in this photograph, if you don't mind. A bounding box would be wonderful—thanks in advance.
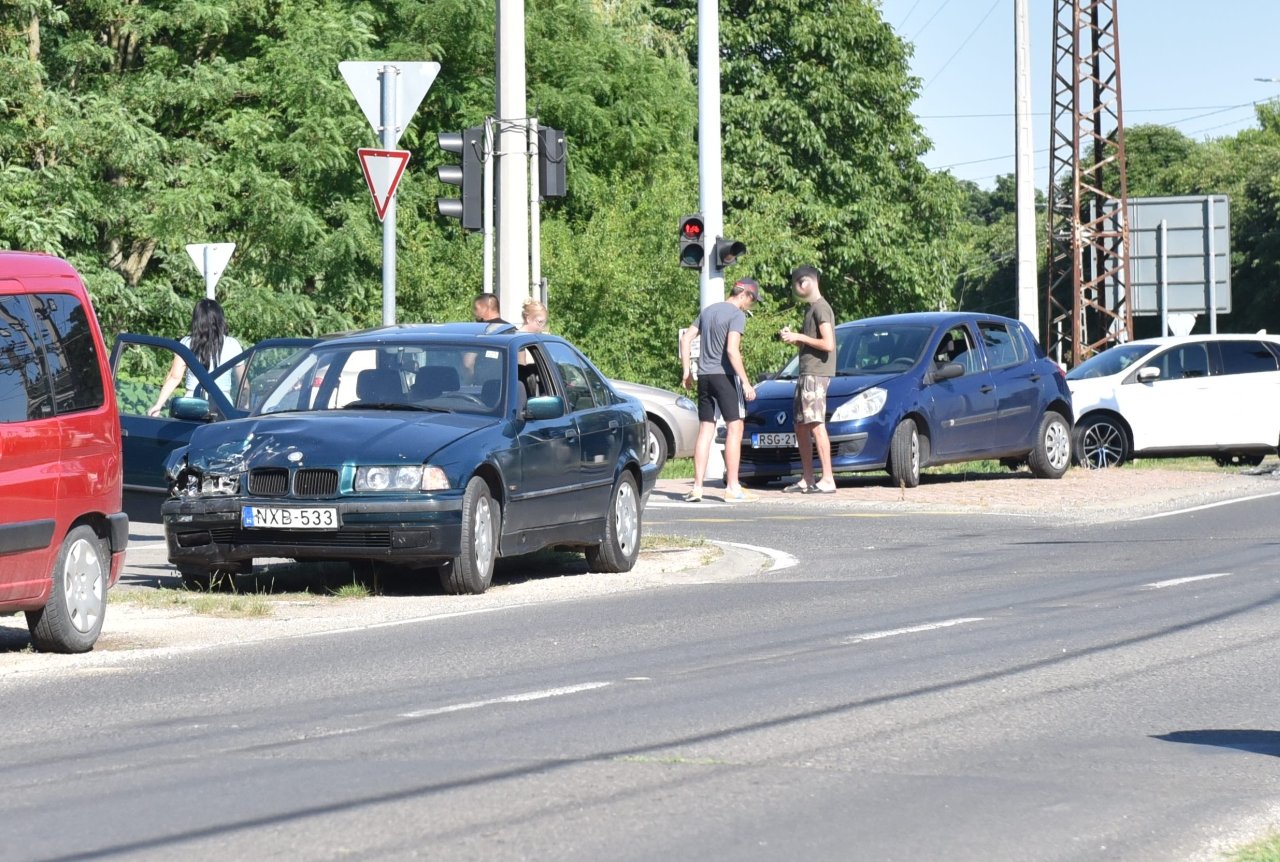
[611,379,698,471]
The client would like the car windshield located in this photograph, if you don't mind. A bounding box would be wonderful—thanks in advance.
[773,323,933,379]
[1065,344,1156,380]
[257,342,507,416]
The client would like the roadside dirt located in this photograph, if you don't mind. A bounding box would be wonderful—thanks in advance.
[3,461,1277,677]
[653,460,1280,523]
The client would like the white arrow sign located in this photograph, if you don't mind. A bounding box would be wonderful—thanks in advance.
[185,242,236,299]
[358,148,411,222]
[339,61,440,148]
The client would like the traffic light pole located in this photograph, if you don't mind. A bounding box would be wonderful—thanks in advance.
[696,0,724,311]
[496,0,530,323]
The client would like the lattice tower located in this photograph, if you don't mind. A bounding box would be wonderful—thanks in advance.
[1045,0,1133,366]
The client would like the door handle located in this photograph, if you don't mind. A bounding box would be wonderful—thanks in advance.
[980,384,995,394]
[1028,374,1041,382]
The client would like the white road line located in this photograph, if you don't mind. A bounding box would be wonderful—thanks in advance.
[1130,490,1280,521]
[842,617,985,645]
[713,540,798,571]
[400,682,612,719]
[647,500,727,508]
[1143,572,1232,589]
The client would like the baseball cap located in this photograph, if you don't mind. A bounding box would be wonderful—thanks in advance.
[733,278,764,303]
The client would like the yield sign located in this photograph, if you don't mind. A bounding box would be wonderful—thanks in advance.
[185,243,235,289]
[357,148,410,222]
[339,62,440,148]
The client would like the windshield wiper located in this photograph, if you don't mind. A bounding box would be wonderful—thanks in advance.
[341,402,450,412]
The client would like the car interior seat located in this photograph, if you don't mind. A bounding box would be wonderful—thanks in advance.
[1182,347,1209,378]
[479,378,502,408]
[411,365,460,399]
[356,368,404,404]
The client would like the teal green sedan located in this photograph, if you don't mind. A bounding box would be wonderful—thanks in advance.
[160,323,656,594]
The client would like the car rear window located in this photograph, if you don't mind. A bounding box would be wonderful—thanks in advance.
[1217,340,1280,376]
[0,295,53,422]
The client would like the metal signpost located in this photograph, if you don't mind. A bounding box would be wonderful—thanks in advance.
[340,61,440,325]
[185,243,235,300]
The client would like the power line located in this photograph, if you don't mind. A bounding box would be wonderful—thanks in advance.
[921,0,1002,93]
[919,103,1260,119]
[910,0,955,42]
[896,0,927,31]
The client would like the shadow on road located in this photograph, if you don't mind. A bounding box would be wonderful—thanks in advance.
[1152,729,1280,757]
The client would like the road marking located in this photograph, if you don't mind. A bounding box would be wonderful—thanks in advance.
[713,540,798,571]
[647,500,727,508]
[400,681,612,718]
[1143,572,1231,589]
[842,617,985,644]
[1130,490,1280,521]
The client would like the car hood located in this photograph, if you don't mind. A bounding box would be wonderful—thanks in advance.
[754,373,898,403]
[182,411,496,472]
[1065,376,1117,411]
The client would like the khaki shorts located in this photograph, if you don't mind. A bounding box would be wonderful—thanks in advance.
[793,374,830,425]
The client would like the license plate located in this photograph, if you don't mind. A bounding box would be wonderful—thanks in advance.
[752,432,797,448]
[241,506,338,530]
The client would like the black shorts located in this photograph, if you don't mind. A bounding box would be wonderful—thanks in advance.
[696,374,744,423]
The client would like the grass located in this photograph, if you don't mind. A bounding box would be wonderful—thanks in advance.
[119,587,275,618]
[660,456,695,480]
[1232,834,1280,862]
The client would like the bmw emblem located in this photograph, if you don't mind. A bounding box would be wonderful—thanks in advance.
[287,451,304,463]
[775,411,787,426]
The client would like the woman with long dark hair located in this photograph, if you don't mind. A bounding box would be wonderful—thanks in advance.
[148,299,243,416]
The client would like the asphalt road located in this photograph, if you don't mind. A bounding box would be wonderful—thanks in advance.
[2,493,1279,861]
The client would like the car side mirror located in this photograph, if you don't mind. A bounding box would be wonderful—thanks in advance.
[932,362,965,382]
[1136,366,1161,383]
[525,395,565,420]
[169,396,213,421]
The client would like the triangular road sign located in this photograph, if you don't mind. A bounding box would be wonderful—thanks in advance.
[339,62,440,148]
[357,148,411,222]
[185,243,236,292]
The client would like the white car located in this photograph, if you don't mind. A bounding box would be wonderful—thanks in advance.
[610,379,698,471]
[1066,333,1280,468]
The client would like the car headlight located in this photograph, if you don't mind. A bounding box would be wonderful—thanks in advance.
[829,387,888,422]
[675,396,696,412]
[176,472,239,498]
[355,465,451,492]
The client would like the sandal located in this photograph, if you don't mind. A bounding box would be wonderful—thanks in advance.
[782,481,810,494]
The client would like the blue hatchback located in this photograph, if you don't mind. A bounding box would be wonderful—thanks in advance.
[734,312,1074,487]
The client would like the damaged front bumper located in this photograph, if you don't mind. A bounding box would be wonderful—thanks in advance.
[161,494,466,569]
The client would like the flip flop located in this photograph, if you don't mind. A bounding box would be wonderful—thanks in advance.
[782,481,810,494]
[807,484,838,494]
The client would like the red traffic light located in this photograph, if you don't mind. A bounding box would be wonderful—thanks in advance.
[678,215,706,269]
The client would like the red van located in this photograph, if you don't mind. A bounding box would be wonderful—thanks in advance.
[0,252,127,652]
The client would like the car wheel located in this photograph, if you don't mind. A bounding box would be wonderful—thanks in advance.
[26,525,107,653]
[439,476,499,595]
[586,472,641,573]
[888,418,921,488]
[1075,415,1129,469]
[645,419,669,472]
[1028,411,1072,478]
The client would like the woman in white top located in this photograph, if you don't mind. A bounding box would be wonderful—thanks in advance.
[148,299,244,415]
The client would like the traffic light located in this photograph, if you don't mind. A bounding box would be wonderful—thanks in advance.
[713,236,747,270]
[678,214,705,269]
[436,126,484,231]
[538,127,567,199]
